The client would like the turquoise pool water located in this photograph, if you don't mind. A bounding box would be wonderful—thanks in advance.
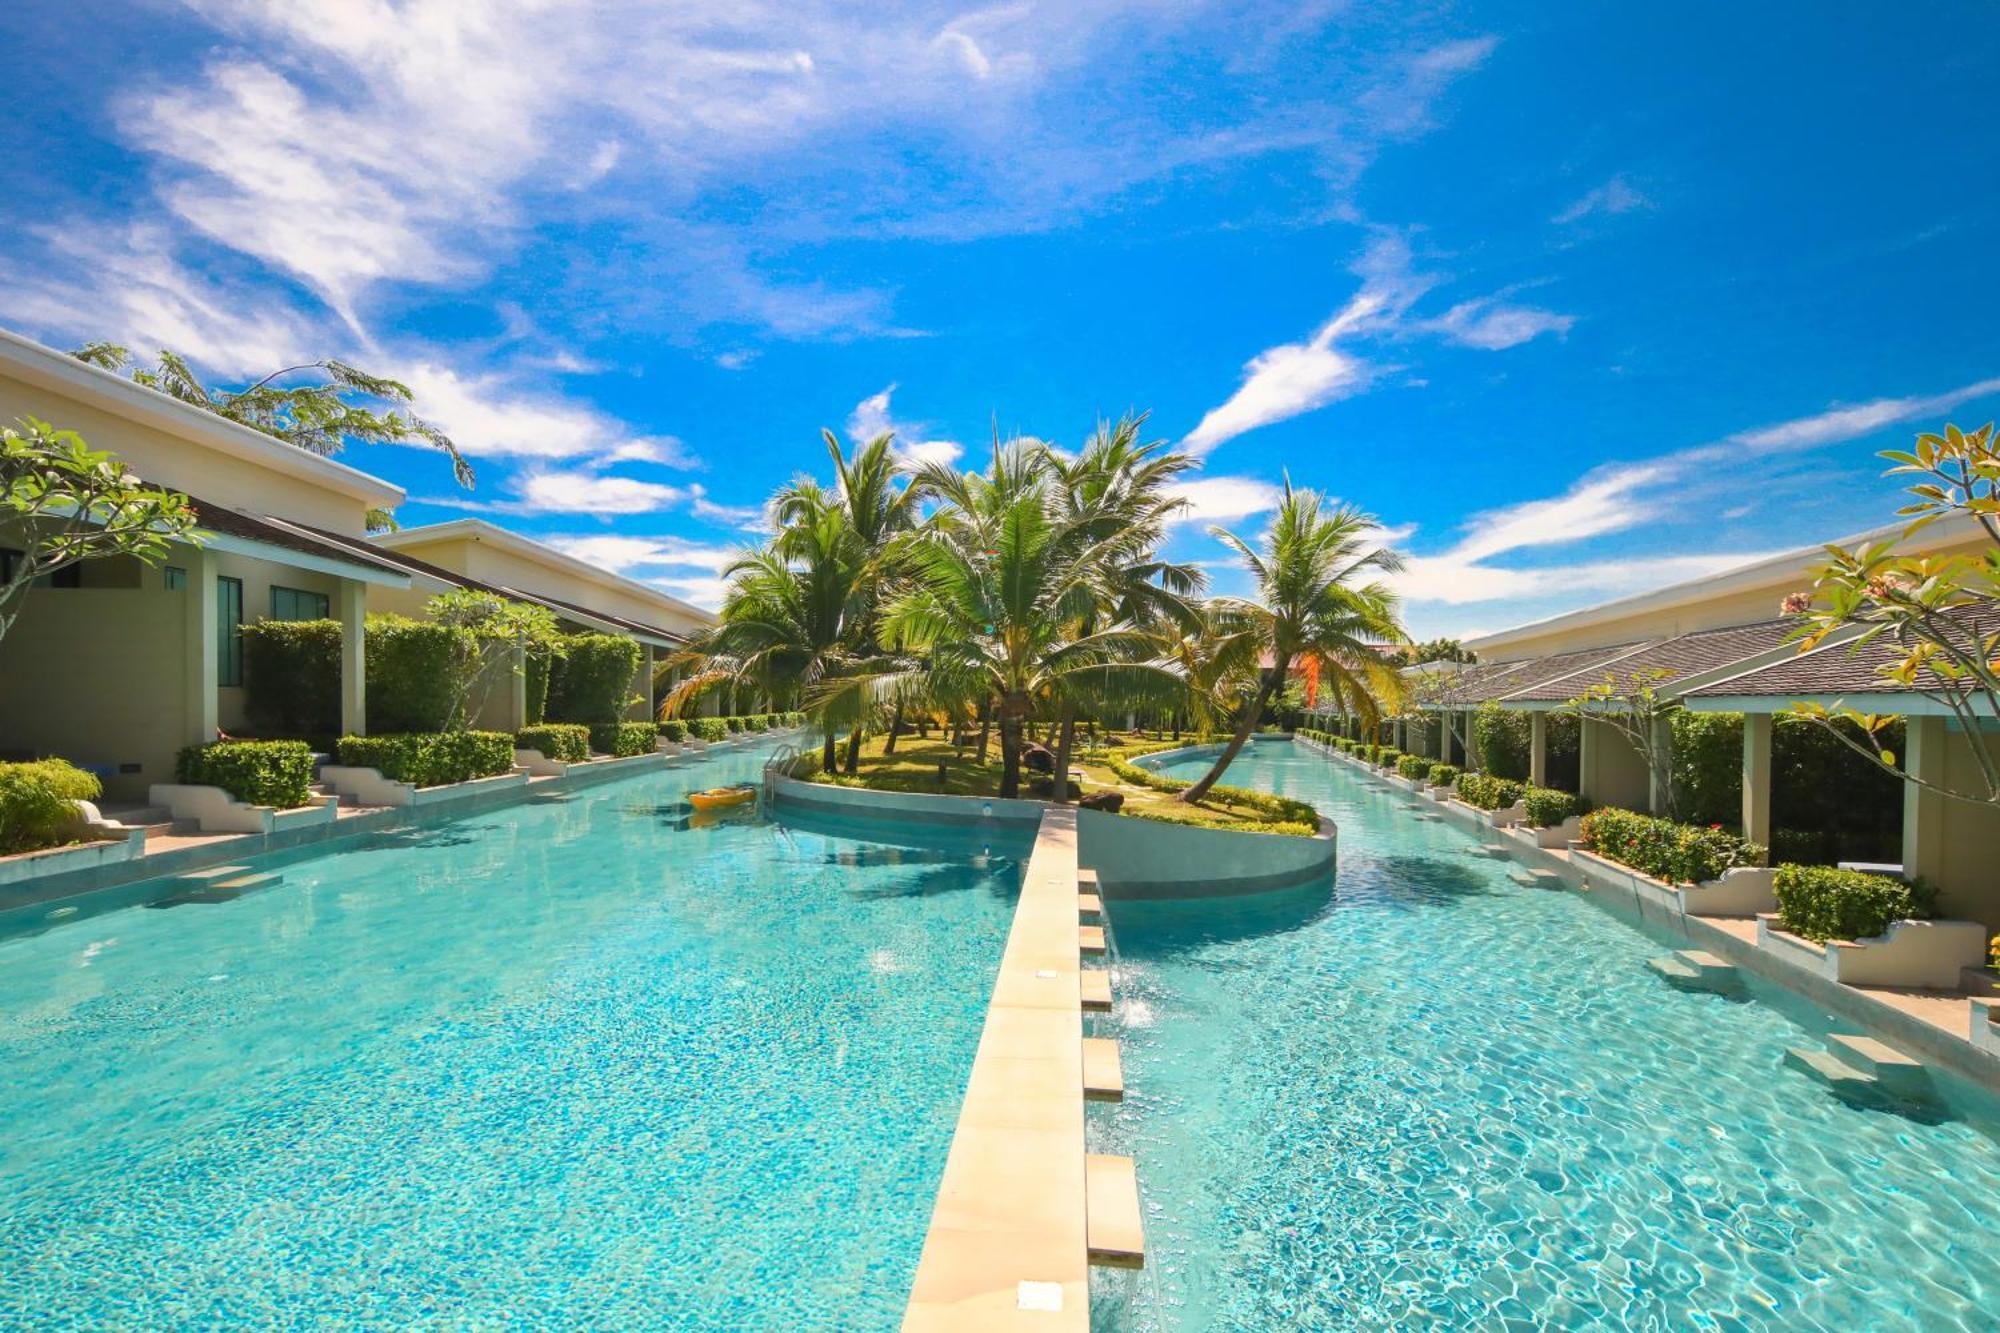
[0,745,1021,1329]
[1097,740,2000,1332]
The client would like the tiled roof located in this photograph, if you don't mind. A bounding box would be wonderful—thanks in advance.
[179,493,412,580]
[1504,619,1800,702]
[1688,605,2000,699]
[1408,641,1657,707]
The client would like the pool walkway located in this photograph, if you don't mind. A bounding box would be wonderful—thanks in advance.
[903,807,1141,1330]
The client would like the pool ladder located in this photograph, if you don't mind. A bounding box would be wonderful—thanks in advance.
[761,742,809,813]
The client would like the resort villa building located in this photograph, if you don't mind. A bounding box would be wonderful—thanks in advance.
[0,328,714,803]
[1394,512,2000,933]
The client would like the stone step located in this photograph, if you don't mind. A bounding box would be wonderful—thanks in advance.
[1676,949,1735,979]
[1826,1033,1928,1095]
[1083,1037,1124,1102]
[1077,892,1103,921]
[1085,1154,1145,1269]
[1510,868,1565,889]
[153,870,285,907]
[1080,969,1113,1013]
[175,865,255,885]
[1079,924,1107,956]
[1647,956,1702,986]
[1782,1046,1879,1094]
[1078,867,1100,891]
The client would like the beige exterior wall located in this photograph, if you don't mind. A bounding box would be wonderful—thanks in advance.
[1580,717,1651,812]
[1929,728,2000,929]
[383,530,711,639]
[0,371,379,534]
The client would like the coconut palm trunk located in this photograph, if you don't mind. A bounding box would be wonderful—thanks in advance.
[996,696,1028,798]
[843,724,864,775]
[883,701,904,755]
[1051,703,1079,803]
[1180,655,1288,803]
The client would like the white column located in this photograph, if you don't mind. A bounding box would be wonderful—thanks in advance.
[1903,714,1946,881]
[1530,711,1548,788]
[1647,713,1674,815]
[1741,712,1772,849]
[1462,710,1479,770]
[338,579,367,738]
[183,547,219,746]
[506,643,528,732]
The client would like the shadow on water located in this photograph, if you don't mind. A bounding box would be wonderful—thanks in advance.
[1110,871,1338,954]
[843,862,1019,903]
[1343,854,1504,910]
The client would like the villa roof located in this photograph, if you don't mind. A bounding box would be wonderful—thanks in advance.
[1416,641,1658,708]
[272,519,690,648]
[1503,618,1801,702]
[1685,603,2000,706]
[177,493,414,587]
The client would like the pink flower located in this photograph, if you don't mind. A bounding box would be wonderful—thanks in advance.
[1780,591,1812,616]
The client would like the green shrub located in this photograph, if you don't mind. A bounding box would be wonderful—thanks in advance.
[515,724,589,763]
[1521,786,1583,828]
[589,721,657,758]
[1396,754,1433,781]
[365,614,466,733]
[1100,751,1320,834]
[657,719,689,742]
[1428,763,1461,788]
[744,714,771,732]
[0,759,101,854]
[1473,702,1531,780]
[175,740,315,808]
[1579,807,1764,885]
[691,717,730,742]
[336,732,515,786]
[724,715,746,733]
[1376,747,1403,769]
[1774,863,1938,943]
[1455,773,1526,811]
[241,618,342,739]
[524,642,554,725]
[545,634,641,724]
[1669,710,1743,827]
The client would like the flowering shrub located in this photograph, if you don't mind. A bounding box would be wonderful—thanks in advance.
[1579,807,1764,885]
[1455,773,1525,811]
[1774,863,1936,943]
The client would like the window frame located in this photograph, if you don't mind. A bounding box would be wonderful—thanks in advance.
[269,584,331,622]
[217,576,244,687]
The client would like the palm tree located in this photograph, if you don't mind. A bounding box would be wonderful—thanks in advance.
[1177,481,1407,804]
[878,441,1183,797]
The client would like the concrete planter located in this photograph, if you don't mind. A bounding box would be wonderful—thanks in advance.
[1515,814,1583,849]
[515,747,568,777]
[148,783,337,835]
[1756,913,1990,989]
[0,833,142,887]
[1677,866,1777,916]
[319,766,529,809]
[1485,802,1527,829]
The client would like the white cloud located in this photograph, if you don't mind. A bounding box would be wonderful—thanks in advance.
[847,384,963,465]
[1553,174,1651,225]
[1164,475,1286,527]
[401,363,700,467]
[1711,377,2000,456]
[687,483,769,530]
[1392,551,1772,606]
[1448,465,1665,563]
[515,471,686,514]
[545,533,738,572]
[1423,298,1575,350]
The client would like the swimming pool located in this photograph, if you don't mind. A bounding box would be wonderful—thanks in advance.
[0,745,1022,1329]
[1095,740,2000,1331]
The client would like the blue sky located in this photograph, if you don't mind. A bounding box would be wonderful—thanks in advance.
[3,2,1997,637]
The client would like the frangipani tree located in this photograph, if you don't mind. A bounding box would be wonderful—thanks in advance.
[0,418,201,647]
[1178,482,1407,804]
[1561,667,1683,819]
[1786,421,2000,806]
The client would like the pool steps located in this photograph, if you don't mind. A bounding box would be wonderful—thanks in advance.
[1077,892,1103,920]
[1083,1038,1124,1102]
[1080,971,1113,1012]
[1647,949,1738,991]
[1084,1154,1145,1269]
[1784,1032,1931,1100]
[151,866,285,906]
[1079,924,1107,955]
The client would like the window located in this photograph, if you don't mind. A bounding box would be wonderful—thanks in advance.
[164,566,186,591]
[218,576,244,687]
[270,585,331,621]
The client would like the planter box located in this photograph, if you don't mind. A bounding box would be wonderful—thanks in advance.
[1515,814,1582,849]
[319,766,528,809]
[0,833,142,887]
[1485,801,1526,829]
[1972,999,2000,1054]
[148,783,337,835]
[1756,913,1990,989]
[1568,846,1752,919]
[515,747,569,777]
[1677,866,1776,916]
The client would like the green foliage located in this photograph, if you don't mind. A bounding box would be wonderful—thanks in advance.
[365,614,466,733]
[1389,638,1474,666]
[546,634,641,724]
[743,714,771,732]
[1521,786,1584,828]
[1102,749,1319,834]
[1,417,202,644]
[691,717,730,742]
[175,740,314,808]
[724,715,745,733]
[1376,747,1403,768]
[0,758,101,854]
[241,618,342,739]
[1455,772,1526,810]
[589,722,656,758]
[1579,807,1764,885]
[1670,710,1743,826]
[1774,863,1938,943]
[1395,754,1433,781]
[1771,715,1904,864]
[336,732,515,786]
[1472,702,1532,781]
[1428,763,1461,788]
[657,719,689,742]
[1543,711,1580,792]
[515,724,589,763]
[524,643,553,725]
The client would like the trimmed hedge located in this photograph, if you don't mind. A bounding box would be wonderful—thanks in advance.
[516,723,589,763]
[242,618,342,739]
[1456,773,1525,811]
[175,740,314,808]
[337,732,515,787]
[691,717,730,742]
[1103,750,1320,835]
[1428,763,1461,789]
[365,615,466,733]
[1774,863,1937,944]
[546,634,641,725]
[723,715,745,733]
[0,759,101,854]
[589,721,657,758]
[1395,754,1433,781]
[1376,747,1403,769]
[1521,786,1584,828]
[743,714,771,732]
[657,719,689,742]
[1579,807,1764,885]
